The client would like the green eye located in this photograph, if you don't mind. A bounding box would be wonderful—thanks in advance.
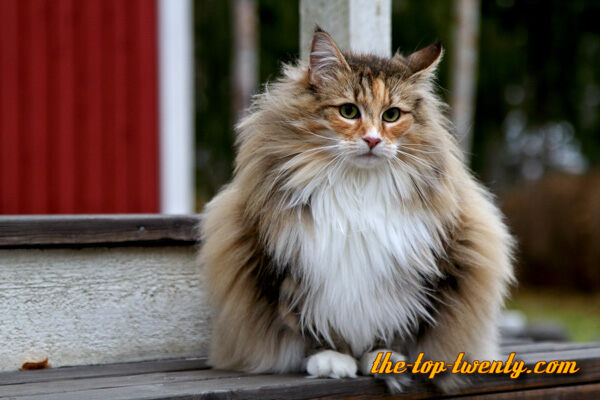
[339,103,360,119]
[382,107,401,122]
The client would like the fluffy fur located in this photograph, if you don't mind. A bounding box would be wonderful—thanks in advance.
[199,29,514,392]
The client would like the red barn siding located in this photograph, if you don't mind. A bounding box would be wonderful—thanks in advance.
[0,0,159,214]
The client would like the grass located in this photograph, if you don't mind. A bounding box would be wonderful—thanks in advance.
[507,287,600,342]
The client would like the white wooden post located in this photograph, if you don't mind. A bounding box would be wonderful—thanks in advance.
[158,0,194,214]
[300,0,391,61]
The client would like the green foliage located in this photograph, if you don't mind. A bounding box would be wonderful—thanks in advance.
[392,0,452,91]
[194,0,235,204]
[476,0,600,180]
[258,0,299,83]
[194,0,299,206]
[509,288,600,342]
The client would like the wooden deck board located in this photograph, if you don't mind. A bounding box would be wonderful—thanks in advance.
[449,382,600,400]
[0,358,208,386]
[2,373,383,400]
[1,343,599,400]
[1,370,249,397]
[0,215,199,247]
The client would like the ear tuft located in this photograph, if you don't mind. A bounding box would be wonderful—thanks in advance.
[309,30,349,85]
[407,41,443,75]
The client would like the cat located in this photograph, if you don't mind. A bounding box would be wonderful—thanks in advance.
[199,28,514,392]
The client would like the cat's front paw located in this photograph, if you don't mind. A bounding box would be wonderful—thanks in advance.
[306,350,358,379]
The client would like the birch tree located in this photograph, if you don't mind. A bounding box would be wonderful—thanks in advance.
[232,0,258,122]
[450,0,481,159]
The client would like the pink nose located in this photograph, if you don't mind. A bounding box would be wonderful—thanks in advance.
[363,137,382,149]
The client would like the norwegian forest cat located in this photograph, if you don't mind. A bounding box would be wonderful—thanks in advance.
[199,28,514,392]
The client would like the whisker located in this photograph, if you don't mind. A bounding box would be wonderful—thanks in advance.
[253,120,341,143]
[395,150,446,174]
[398,145,444,155]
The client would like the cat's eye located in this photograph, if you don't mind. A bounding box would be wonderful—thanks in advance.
[382,108,401,123]
[339,103,360,119]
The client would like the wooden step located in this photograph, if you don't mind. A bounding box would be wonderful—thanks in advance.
[1,342,599,399]
[0,215,205,372]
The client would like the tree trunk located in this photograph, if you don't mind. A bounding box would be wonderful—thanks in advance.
[231,0,258,123]
[450,0,481,159]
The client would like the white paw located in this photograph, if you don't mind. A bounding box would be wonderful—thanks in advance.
[359,349,405,375]
[306,350,358,379]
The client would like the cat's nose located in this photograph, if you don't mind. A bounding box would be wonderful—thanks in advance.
[363,137,382,149]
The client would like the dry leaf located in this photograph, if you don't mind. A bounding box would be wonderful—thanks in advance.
[21,357,50,370]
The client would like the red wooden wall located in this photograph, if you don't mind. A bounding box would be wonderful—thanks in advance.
[0,0,159,214]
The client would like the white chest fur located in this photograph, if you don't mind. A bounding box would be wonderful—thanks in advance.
[275,168,445,356]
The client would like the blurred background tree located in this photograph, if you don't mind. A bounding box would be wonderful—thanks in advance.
[194,0,600,340]
[195,0,600,196]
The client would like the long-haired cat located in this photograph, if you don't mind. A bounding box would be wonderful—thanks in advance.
[199,28,514,392]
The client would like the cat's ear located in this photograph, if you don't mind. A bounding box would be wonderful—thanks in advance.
[308,27,350,85]
[406,41,443,77]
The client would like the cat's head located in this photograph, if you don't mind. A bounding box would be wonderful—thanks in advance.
[299,28,445,169]
[236,28,458,204]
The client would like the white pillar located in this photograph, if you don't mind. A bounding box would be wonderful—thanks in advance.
[158,0,194,214]
[300,0,391,61]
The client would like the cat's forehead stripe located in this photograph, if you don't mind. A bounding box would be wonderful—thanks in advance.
[353,76,390,117]
[338,55,404,110]
[372,78,388,105]
[359,75,374,118]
